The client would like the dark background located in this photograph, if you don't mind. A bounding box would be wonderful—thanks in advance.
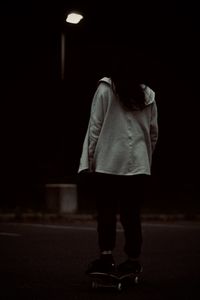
[1,1,199,212]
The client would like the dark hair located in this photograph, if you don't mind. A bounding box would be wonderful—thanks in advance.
[108,51,147,111]
[111,77,146,111]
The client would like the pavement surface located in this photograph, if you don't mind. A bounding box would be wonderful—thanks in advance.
[1,212,200,225]
[0,221,200,299]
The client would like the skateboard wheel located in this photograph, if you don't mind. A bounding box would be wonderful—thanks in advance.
[134,276,139,284]
[117,282,122,291]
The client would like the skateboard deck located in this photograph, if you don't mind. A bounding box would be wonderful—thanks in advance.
[87,271,140,291]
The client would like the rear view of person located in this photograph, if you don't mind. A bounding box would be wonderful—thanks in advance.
[78,59,159,275]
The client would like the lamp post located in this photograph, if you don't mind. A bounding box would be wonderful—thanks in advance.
[61,11,83,80]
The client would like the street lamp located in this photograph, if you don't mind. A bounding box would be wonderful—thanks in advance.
[66,12,83,24]
[61,11,84,80]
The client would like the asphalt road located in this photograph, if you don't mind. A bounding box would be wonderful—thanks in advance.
[0,222,200,299]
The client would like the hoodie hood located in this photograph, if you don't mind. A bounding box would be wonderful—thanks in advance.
[98,77,155,107]
[142,84,155,106]
[98,77,112,86]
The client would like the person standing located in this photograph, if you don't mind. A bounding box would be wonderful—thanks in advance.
[78,61,158,274]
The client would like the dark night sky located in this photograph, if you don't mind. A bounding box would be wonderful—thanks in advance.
[1,1,199,208]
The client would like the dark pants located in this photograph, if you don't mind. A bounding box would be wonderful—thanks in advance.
[93,173,148,259]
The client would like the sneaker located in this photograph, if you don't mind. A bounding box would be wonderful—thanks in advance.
[118,259,142,274]
[86,254,115,274]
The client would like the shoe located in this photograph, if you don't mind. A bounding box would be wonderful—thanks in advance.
[86,254,115,274]
[118,259,143,274]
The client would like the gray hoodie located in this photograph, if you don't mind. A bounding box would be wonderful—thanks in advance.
[78,77,158,175]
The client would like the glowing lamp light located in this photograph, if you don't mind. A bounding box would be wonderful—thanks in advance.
[66,12,83,24]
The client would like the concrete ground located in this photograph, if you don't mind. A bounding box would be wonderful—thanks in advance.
[0,212,200,225]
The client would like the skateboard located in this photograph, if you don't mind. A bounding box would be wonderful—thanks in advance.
[87,271,140,291]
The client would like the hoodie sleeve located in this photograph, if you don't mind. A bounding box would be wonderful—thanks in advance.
[88,83,109,170]
[150,100,159,153]
[144,85,159,153]
[78,80,111,174]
